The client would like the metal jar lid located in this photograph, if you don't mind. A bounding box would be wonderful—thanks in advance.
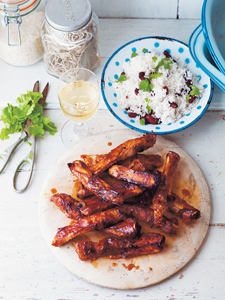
[45,0,92,32]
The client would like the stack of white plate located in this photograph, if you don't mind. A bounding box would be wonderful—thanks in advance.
[189,0,225,92]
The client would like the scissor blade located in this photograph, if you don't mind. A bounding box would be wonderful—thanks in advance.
[38,82,49,108]
[25,82,49,135]
[25,81,40,133]
[33,81,40,93]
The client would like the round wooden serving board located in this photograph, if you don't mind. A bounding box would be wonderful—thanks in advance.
[38,129,211,289]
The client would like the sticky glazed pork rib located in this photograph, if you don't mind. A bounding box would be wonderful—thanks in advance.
[85,133,157,175]
[52,208,125,247]
[118,203,178,236]
[51,193,82,220]
[68,160,124,205]
[152,151,180,226]
[108,164,161,189]
[167,192,201,223]
[74,232,165,261]
[103,218,141,239]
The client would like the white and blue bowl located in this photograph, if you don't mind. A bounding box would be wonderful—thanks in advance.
[202,0,225,75]
[189,24,225,93]
[101,36,213,135]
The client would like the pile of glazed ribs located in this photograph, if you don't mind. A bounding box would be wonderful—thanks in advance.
[50,133,200,261]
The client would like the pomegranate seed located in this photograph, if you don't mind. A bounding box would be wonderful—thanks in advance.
[121,72,125,75]
[139,72,145,80]
[163,50,172,58]
[128,112,139,118]
[126,95,129,99]
[163,86,169,95]
[169,102,178,108]
[145,114,160,124]
[135,88,139,95]
[188,95,197,103]
[175,93,181,97]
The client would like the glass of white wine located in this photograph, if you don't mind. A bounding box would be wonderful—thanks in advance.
[57,68,100,147]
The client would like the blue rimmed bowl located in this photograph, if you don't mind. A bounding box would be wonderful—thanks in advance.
[189,24,225,93]
[202,0,225,75]
[101,36,213,135]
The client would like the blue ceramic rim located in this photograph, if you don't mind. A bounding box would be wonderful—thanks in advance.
[189,25,220,95]
[189,24,224,92]
[189,24,202,61]
[101,36,213,135]
[192,27,225,91]
[202,0,225,74]
[202,0,225,75]
[189,24,218,84]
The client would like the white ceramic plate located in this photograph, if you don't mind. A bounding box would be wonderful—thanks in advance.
[101,37,213,135]
[39,129,211,289]
[189,24,224,92]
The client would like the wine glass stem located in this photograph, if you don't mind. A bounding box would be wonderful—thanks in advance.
[73,122,88,136]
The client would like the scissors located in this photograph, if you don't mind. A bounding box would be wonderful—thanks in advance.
[0,81,49,193]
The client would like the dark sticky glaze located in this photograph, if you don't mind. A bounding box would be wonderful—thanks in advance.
[152,151,180,226]
[87,133,156,175]
[50,193,82,220]
[68,160,124,204]
[74,232,165,261]
[108,165,161,189]
[52,208,125,247]
[167,192,201,223]
[103,218,141,239]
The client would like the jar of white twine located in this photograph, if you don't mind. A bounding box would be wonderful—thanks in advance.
[41,0,101,78]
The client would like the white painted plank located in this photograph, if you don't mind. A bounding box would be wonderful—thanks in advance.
[90,0,178,19]
[90,0,204,20]
[179,0,204,19]
[99,19,200,56]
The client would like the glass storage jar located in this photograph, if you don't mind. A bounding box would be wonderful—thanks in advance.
[41,0,101,78]
[0,0,45,67]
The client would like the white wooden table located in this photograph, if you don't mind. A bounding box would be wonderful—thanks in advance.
[1,18,225,300]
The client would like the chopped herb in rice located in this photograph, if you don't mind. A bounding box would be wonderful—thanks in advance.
[113,50,203,125]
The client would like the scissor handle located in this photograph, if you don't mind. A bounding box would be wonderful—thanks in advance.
[13,138,35,193]
[0,131,28,174]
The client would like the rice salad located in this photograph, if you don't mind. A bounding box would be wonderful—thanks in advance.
[113,50,204,125]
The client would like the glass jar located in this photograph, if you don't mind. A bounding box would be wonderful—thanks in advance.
[0,0,45,66]
[41,0,101,78]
